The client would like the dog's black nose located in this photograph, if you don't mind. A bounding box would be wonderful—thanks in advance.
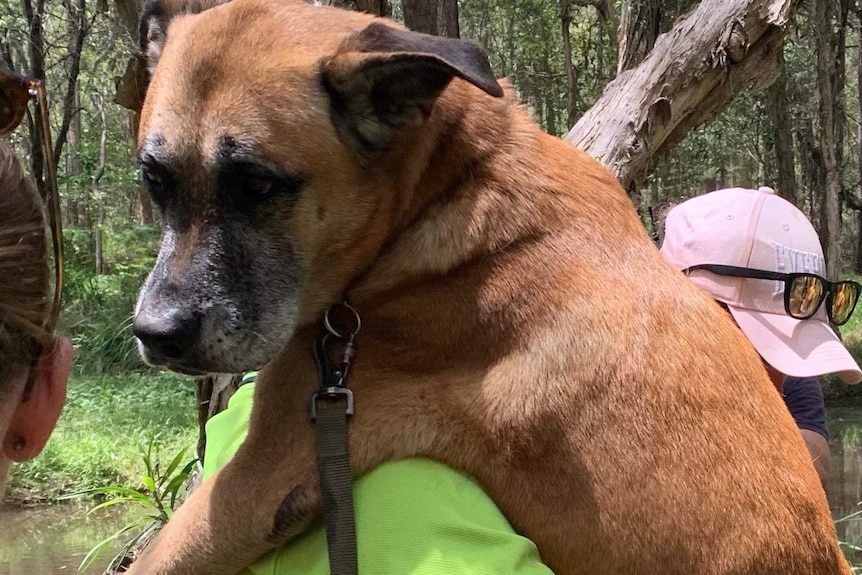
[133,308,201,361]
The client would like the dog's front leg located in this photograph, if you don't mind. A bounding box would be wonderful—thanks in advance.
[125,415,321,575]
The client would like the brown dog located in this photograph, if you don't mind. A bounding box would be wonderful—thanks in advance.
[129,1,851,573]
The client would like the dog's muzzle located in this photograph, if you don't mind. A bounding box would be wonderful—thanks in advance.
[133,306,203,368]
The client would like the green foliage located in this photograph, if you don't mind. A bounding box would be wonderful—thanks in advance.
[61,440,198,574]
[61,225,160,375]
[6,373,198,504]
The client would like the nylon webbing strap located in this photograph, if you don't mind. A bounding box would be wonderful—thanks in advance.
[315,402,358,575]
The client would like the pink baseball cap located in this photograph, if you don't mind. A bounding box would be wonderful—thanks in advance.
[661,186,862,384]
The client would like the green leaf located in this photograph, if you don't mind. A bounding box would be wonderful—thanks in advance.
[167,459,197,507]
[160,444,191,487]
[63,485,152,505]
[141,474,157,495]
[78,517,154,572]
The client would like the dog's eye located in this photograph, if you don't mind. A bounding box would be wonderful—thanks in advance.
[237,170,304,201]
[141,163,173,202]
[222,163,304,206]
[243,174,274,198]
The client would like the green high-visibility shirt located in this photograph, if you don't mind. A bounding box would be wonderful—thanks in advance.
[203,382,555,575]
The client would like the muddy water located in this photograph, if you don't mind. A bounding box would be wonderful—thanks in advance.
[2,404,861,574]
[827,404,862,565]
[0,505,134,575]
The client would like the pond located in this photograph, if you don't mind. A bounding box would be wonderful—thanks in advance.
[2,404,861,574]
[827,403,862,565]
[0,504,134,575]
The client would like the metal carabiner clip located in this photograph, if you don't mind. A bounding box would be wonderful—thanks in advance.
[310,301,361,420]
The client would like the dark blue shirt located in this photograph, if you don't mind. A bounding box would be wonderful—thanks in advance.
[782,376,828,440]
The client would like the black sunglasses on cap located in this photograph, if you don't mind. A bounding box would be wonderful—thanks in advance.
[0,68,63,394]
[682,264,861,327]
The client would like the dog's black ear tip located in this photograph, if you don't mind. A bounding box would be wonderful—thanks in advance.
[450,39,502,98]
[475,73,503,98]
[472,79,503,98]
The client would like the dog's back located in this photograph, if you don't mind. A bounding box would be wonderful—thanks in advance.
[345,105,848,573]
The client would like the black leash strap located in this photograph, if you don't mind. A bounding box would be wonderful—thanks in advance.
[310,302,360,575]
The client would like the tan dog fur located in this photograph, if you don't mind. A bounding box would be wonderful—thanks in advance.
[128,1,852,573]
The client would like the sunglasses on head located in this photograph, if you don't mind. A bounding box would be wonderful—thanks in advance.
[683,264,861,326]
[0,68,63,391]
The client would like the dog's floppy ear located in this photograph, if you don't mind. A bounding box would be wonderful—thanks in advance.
[139,0,231,74]
[322,23,503,156]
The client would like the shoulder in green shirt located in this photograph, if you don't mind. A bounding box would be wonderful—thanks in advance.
[203,383,555,575]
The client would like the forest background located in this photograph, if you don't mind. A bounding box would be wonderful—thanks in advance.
[1,0,860,507]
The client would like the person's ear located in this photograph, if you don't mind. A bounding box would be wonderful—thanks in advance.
[3,337,71,462]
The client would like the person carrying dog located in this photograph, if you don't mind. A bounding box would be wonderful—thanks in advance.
[200,373,555,574]
[661,186,862,486]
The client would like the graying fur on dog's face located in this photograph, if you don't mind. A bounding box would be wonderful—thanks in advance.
[134,135,306,374]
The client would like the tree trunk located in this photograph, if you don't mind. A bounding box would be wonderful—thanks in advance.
[66,89,83,196]
[797,120,824,229]
[402,0,459,38]
[92,93,108,275]
[855,16,862,273]
[111,0,143,45]
[195,374,243,462]
[567,0,801,192]
[560,0,579,128]
[814,0,844,281]
[765,48,797,204]
[354,0,390,16]
[616,0,662,74]
[53,0,87,170]
[114,55,156,226]
[307,0,390,16]
[69,86,89,231]
[22,0,48,199]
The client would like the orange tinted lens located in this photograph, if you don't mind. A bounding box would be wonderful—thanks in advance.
[0,77,29,135]
[831,283,859,325]
[788,275,824,318]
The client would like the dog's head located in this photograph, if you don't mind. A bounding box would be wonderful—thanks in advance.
[132,0,502,374]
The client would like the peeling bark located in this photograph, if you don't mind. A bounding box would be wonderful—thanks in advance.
[617,0,662,74]
[566,0,800,192]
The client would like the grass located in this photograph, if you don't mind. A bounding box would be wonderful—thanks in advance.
[7,371,198,505]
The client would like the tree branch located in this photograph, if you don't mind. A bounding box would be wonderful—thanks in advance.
[570,0,610,20]
[844,188,862,211]
[52,0,89,168]
[566,0,800,191]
